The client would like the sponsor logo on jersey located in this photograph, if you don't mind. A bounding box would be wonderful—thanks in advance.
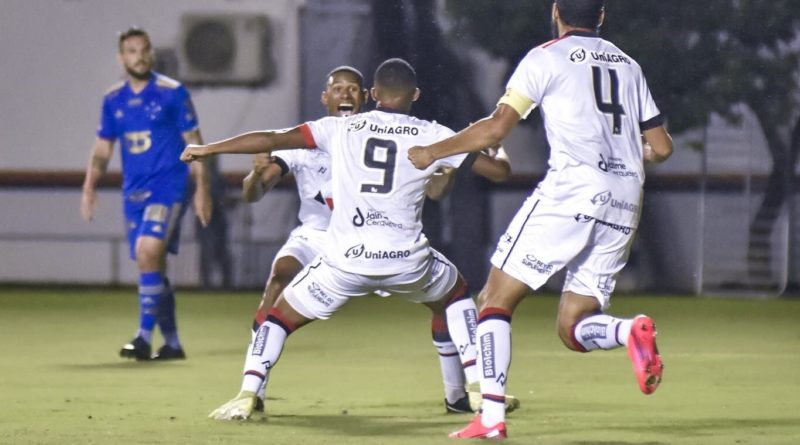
[611,198,639,214]
[127,98,143,107]
[464,309,478,345]
[251,324,269,356]
[369,123,420,136]
[591,190,612,206]
[348,119,368,132]
[344,242,411,260]
[522,254,553,274]
[345,243,365,258]
[598,154,639,179]
[590,51,631,65]
[308,282,334,307]
[481,333,495,378]
[569,47,587,63]
[573,214,633,235]
[127,190,152,203]
[351,207,404,230]
[580,322,608,341]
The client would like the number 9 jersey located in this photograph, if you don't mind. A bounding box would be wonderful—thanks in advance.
[300,108,467,275]
[500,30,664,229]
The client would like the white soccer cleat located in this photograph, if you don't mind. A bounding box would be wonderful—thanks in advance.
[208,391,258,421]
[467,384,520,413]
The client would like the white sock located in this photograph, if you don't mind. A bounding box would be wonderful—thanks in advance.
[433,337,467,403]
[573,314,632,351]
[241,313,292,394]
[445,294,479,384]
[476,308,512,427]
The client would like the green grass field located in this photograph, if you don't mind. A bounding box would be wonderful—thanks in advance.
[1,288,798,444]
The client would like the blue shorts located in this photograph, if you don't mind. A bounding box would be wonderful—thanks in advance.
[123,190,188,260]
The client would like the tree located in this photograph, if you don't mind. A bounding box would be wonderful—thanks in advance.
[446,0,800,289]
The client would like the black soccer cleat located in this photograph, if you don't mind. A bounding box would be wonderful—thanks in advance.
[445,394,474,414]
[254,397,265,413]
[152,344,186,360]
[120,336,151,361]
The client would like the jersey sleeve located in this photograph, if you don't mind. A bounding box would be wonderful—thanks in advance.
[500,49,548,119]
[637,68,664,131]
[303,116,340,154]
[96,96,116,140]
[273,150,299,176]
[175,86,199,132]
[432,124,468,169]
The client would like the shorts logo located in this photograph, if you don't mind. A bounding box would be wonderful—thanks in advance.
[144,204,169,223]
[464,309,478,345]
[308,282,334,307]
[345,243,365,258]
[597,274,613,298]
[522,254,553,274]
[569,47,587,63]
[251,325,269,356]
[580,322,607,341]
[573,214,633,235]
[591,190,612,206]
[481,333,495,378]
[348,119,368,132]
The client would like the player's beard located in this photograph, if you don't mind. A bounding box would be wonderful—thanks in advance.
[126,66,152,81]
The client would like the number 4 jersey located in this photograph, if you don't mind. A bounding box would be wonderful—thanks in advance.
[500,30,664,229]
[300,109,466,275]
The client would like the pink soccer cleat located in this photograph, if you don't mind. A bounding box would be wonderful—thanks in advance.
[449,414,507,440]
[627,315,664,395]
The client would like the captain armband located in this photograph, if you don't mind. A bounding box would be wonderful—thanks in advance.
[497,88,536,119]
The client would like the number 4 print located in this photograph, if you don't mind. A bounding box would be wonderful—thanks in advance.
[592,66,625,135]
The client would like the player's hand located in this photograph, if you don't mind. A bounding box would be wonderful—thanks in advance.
[252,153,273,174]
[80,188,96,222]
[181,144,211,162]
[408,146,434,170]
[193,186,212,228]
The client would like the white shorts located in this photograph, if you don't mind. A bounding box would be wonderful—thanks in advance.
[272,225,328,269]
[284,248,459,320]
[490,193,636,309]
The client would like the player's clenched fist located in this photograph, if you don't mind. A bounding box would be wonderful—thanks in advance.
[408,146,434,169]
[181,144,211,162]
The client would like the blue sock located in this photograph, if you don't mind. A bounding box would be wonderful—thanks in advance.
[157,278,181,349]
[137,271,164,344]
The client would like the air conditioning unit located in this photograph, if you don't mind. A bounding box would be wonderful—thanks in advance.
[177,13,274,86]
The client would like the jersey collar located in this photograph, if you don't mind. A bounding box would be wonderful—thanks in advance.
[375,106,408,115]
[564,29,600,38]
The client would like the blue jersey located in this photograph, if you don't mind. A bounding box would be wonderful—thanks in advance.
[97,72,198,200]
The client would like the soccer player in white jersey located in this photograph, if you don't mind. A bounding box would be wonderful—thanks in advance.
[181,58,515,420]
[239,66,368,411]
[409,0,673,439]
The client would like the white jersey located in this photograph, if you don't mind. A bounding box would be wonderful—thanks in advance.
[506,31,663,228]
[302,109,467,274]
[272,149,332,231]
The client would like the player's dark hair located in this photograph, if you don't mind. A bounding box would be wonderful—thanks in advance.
[374,58,417,93]
[326,66,365,88]
[118,27,150,51]
[556,0,604,30]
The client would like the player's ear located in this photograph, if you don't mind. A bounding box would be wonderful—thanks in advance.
[552,2,559,22]
[320,90,329,106]
[370,87,379,102]
[411,88,420,102]
[598,7,605,28]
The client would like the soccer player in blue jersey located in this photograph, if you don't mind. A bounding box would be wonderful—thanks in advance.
[80,27,211,361]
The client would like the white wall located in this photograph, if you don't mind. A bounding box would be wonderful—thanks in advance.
[0,0,304,173]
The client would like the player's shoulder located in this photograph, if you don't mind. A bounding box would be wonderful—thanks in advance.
[103,80,126,98]
[153,72,185,91]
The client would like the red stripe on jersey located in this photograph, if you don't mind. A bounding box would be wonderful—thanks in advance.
[298,123,317,148]
[325,197,334,210]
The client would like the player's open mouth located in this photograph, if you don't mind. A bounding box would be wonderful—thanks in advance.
[337,104,354,117]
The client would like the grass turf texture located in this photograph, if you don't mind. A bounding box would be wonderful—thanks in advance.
[1,289,798,444]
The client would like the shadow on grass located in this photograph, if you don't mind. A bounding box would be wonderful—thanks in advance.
[56,361,184,370]
[243,412,458,438]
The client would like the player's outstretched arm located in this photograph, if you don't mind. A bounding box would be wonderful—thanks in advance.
[472,144,511,183]
[80,137,114,222]
[409,104,520,170]
[180,127,309,162]
[183,129,212,227]
[242,153,284,203]
[642,126,673,164]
